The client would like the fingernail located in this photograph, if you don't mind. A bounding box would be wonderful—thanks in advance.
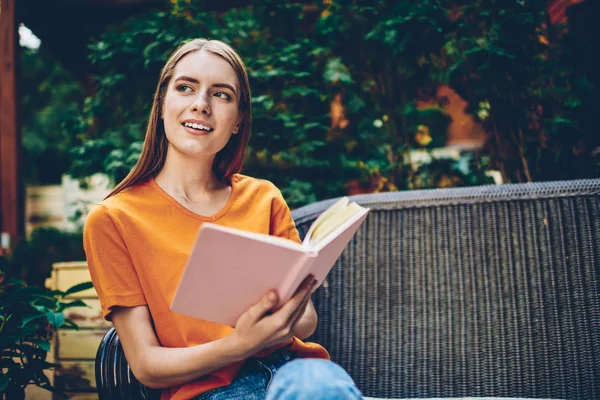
[268,292,277,302]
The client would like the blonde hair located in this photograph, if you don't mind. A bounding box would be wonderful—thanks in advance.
[106,38,252,198]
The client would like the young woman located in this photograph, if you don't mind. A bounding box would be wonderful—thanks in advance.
[83,38,363,400]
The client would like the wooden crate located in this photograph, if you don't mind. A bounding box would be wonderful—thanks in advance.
[51,261,111,399]
[48,261,99,298]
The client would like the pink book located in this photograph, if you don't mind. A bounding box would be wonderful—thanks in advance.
[170,197,370,326]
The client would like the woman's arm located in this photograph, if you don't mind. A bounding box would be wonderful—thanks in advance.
[112,305,242,389]
[112,275,316,389]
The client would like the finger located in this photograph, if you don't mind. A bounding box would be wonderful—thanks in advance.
[281,292,314,343]
[287,280,315,326]
[265,276,313,337]
[272,295,311,344]
[290,275,315,303]
[282,278,315,331]
[246,290,278,324]
[276,275,314,317]
[289,276,315,310]
[293,274,315,296]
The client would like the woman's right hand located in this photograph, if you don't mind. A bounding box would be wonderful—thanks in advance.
[225,274,317,358]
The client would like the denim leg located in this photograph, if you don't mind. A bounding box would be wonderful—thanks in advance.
[194,349,296,400]
[265,359,363,400]
[194,360,269,400]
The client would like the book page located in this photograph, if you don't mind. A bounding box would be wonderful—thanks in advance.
[302,197,348,247]
[304,201,364,248]
[306,205,370,288]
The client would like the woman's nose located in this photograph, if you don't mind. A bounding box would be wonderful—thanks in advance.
[191,93,211,115]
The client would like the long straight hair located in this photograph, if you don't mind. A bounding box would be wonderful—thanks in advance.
[105,38,252,199]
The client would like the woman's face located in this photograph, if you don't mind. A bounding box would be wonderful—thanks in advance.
[162,50,241,162]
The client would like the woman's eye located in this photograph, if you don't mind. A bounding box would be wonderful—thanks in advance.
[214,91,231,101]
[176,84,193,93]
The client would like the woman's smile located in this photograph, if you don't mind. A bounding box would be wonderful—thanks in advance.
[182,119,215,135]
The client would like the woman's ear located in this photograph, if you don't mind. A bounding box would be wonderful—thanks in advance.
[233,117,242,134]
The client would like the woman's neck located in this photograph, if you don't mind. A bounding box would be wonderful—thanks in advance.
[154,150,226,202]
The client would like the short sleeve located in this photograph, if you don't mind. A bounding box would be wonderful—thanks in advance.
[270,191,302,244]
[83,204,147,320]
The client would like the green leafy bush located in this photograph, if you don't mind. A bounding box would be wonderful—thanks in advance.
[445,0,599,182]
[20,47,84,185]
[67,2,459,207]
[0,256,92,399]
[64,1,598,207]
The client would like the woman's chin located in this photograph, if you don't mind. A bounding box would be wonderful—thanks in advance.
[173,144,223,160]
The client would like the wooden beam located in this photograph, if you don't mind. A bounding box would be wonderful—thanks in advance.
[0,0,23,247]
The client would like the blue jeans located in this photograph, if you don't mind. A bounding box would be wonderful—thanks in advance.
[195,348,363,399]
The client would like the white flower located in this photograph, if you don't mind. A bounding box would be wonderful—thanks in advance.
[373,119,383,128]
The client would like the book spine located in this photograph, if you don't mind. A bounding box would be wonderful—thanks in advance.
[277,252,317,306]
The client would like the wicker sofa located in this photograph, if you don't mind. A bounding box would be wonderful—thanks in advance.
[95,179,600,399]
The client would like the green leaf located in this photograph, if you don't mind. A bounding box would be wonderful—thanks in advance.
[346,93,366,113]
[58,299,89,312]
[10,286,47,300]
[32,340,51,352]
[302,122,325,131]
[63,281,93,297]
[324,58,352,85]
[45,312,66,330]
[143,42,161,61]
[282,87,321,99]
[0,373,10,392]
[60,320,80,331]
[20,312,46,329]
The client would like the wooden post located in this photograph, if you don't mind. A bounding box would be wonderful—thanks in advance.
[0,0,23,248]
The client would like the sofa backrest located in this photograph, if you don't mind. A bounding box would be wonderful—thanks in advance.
[291,179,600,400]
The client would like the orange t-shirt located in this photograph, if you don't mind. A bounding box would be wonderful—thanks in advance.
[83,174,329,400]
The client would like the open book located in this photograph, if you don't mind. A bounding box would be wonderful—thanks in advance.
[170,197,370,326]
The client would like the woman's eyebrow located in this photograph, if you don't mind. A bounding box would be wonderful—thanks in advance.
[174,75,199,84]
[212,83,237,95]
[174,76,236,94]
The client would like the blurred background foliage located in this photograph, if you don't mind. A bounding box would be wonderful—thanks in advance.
[21,0,600,208]
[21,47,84,185]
